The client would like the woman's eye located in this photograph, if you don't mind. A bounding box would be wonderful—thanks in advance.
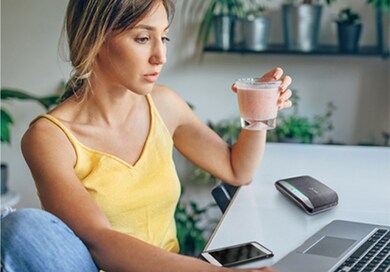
[135,37,149,43]
[162,36,171,43]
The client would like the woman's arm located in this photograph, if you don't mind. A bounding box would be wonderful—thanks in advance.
[165,68,292,186]
[20,119,211,271]
[21,118,273,272]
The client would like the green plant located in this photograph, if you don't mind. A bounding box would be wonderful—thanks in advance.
[175,197,218,256]
[367,0,390,12]
[1,89,60,144]
[182,0,245,49]
[267,93,336,144]
[335,8,361,24]
[243,0,269,16]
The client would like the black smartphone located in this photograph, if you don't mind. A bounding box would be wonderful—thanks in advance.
[200,241,273,267]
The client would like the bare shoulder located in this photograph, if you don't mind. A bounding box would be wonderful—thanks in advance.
[150,85,193,133]
[150,84,186,106]
[21,117,76,168]
[22,117,61,147]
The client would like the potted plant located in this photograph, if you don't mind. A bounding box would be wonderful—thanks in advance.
[182,0,245,51]
[1,88,60,196]
[175,196,218,256]
[241,1,271,51]
[267,93,337,144]
[335,8,362,52]
[367,0,390,54]
[282,0,337,52]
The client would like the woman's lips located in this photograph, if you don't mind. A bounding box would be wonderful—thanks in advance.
[144,73,159,83]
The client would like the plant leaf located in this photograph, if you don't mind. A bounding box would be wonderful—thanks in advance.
[1,89,60,110]
[37,95,60,110]
[1,108,13,144]
[1,89,38,100]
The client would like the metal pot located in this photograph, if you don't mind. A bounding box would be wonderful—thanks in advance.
[337,23,362,52]
[375,7,390,54]
[282,4,322,52]
[1,163,8,195]
[243,16,271,51]
[213,15,236,50]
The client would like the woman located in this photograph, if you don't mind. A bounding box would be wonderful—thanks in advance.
[1,0,292,271]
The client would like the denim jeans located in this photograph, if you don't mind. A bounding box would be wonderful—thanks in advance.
[1,208,99,272]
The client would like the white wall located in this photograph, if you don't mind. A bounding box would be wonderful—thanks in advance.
[1,0,389,209]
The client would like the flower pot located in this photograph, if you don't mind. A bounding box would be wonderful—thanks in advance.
[337,23,362,52]
[375,7,390,54]
[213,15,236,50]
[242,16,270,51]
[282,4,323,52]
[1,163,8,195]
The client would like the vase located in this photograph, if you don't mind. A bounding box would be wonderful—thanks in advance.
[375,7,390,54]
[1,163,8,195]
[282,4,323,52]
[213,15,236,50]
[337,23,362,52]
[242,16,271,51]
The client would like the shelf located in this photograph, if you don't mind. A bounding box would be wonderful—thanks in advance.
[204,44,389,58]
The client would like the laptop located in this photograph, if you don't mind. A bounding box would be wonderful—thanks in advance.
[273,220,390,272]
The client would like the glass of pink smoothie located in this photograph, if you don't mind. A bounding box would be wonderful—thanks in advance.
[235,78,281,130]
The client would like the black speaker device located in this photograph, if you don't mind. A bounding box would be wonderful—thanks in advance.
[275,175,338,215]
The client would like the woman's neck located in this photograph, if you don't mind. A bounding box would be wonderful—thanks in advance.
[70,84,147,129]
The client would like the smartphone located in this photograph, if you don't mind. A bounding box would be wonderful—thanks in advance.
[200,241,273,267]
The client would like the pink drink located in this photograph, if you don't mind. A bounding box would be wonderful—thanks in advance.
[238,88,279,120]
[236,79,281,130]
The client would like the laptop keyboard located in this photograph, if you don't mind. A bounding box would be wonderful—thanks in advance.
[335,228,390,272]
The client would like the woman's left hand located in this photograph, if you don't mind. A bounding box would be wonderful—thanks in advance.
[231,67,293,110]
[274,67,292,110]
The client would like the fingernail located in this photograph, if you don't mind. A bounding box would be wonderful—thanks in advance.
[274,68,283,79]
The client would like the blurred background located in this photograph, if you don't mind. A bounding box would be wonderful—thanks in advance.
[1,0,389,255]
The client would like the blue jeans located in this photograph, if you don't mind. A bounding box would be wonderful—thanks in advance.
[1,208,99,272]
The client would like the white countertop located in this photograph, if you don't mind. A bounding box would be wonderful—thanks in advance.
[205,143,390,268]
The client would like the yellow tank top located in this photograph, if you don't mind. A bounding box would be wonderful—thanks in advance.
[33,94,181,253]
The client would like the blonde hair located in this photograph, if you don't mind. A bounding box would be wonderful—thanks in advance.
[60,0,175,102]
